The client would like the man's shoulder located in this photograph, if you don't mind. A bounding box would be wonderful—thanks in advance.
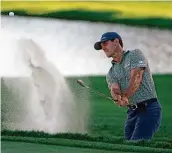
[127,49,146,58]
[107,66,113,73]
[127,49,143,54]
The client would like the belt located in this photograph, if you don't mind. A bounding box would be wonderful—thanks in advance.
[128,98,157,110]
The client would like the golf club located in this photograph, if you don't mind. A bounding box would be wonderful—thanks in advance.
[77,79,117,102]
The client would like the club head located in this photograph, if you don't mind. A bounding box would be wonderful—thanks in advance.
[77,79,86,87]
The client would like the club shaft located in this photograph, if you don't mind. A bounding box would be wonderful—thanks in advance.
[85,85,115,102]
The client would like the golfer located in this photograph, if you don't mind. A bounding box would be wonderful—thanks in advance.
[94,32,162,141]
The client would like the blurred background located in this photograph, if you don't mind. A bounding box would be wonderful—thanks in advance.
[1,1,172,153]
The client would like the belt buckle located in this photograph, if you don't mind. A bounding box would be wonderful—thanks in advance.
[130,104,137,110]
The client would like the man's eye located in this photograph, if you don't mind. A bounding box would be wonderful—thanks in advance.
[102,42,108,45]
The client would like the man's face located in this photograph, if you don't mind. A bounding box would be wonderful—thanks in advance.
[101,39,117,58]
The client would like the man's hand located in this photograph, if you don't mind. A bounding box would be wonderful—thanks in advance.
[110,83,129,107]
[116,96,129,107]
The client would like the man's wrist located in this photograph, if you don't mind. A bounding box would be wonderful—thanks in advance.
[122,90,130,98]
[112,94,121,100]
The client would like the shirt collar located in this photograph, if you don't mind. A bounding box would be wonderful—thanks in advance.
[111,50,129,65]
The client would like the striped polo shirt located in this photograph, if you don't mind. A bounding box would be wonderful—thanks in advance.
[106,49,157,104]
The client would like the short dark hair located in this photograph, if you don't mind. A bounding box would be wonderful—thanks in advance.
[119,39,123,48]
[111,39,123,48]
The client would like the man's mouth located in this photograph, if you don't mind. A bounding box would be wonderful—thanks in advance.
[104,50,108,53]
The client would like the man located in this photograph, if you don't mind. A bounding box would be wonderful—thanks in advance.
[94,32,162,141]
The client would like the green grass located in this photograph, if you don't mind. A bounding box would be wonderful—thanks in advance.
[2,130,172,149]
[2,141,130,153]
[2,141,148,153]
[1,1,172,30]
[1,74,172,153]
[2,136,172,153]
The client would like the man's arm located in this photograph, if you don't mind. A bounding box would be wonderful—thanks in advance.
[106,71,121,101]
[110,83,121,101]
[123,49,147,98]
[110,83,129,106]
[123,67,144,98]
[106,69,129,106]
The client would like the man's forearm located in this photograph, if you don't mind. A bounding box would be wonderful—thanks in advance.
[123,69,144,98]
[124,75,141,97]
[110,83,121,100]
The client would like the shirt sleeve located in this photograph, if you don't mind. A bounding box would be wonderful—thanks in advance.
[106,69,118,90]
[130,49,147,69]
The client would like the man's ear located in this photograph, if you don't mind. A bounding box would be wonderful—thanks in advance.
[114,38,119,46]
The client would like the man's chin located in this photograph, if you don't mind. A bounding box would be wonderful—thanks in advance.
[106,54,112,58]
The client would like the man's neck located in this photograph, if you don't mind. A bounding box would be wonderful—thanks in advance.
[112,50,124,63]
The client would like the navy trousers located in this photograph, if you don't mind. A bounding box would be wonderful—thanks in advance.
[124,100,162,141]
